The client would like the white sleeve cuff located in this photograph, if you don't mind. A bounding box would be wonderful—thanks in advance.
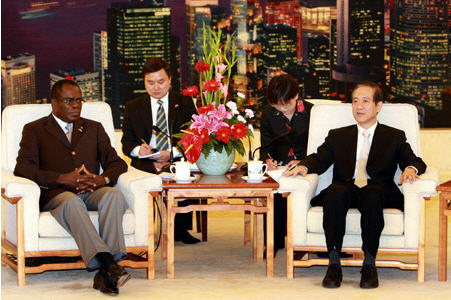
[406,166,418,174]
[131,146,140,157]
[172,147,182,159]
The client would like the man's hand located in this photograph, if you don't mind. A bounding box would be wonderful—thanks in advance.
[283,165,308,177]
[56,166,92,190]
[139,143,154,156]
[75,164,106,194]
[398,167,419,185]
[155,150,171,162]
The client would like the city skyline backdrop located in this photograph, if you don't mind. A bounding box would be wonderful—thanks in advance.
[2,0,450,127]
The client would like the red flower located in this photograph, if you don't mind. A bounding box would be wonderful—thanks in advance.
[297,100,304,113]
[288,148,294,157]
[182,86,199,97]
[231,123,248,140]
[203,79,221,92]
[197,128,210,144]
[195,61,210,72]
[197,104,215,114]
[181,129,203,163]
[215,125,231,143]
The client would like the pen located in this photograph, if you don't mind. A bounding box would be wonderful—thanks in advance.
[140,138,148,145]
[284,162,300,173]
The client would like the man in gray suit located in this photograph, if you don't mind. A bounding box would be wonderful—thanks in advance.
[14,79,130,295]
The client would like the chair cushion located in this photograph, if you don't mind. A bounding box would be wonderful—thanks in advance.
[39,209,135,238]
[307,207,404,236]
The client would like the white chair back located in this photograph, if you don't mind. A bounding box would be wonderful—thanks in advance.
[307,103,421,195]
[1,102,117,172]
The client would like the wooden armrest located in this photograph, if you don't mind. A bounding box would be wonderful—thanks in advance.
[1,188,22,204]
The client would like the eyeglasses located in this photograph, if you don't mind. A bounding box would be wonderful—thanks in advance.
[58,98,85,104]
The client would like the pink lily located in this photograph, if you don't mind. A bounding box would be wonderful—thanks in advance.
[245,108,254,118]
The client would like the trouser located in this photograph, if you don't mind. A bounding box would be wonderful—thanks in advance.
[175,200,195,234]
[264,193,287,250]
[311,181,397,258]
[42,187,128,270]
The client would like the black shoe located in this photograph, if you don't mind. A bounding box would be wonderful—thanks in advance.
[322,264,343,288]
[93,271,118,295]
[105,263,131,289]
[174,230,201,244]
[360,264,379,289]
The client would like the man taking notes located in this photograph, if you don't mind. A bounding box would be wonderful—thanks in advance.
[284,81,426,289]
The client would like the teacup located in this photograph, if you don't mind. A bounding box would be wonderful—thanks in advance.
[170,158,191,181]
[248,159,268,180]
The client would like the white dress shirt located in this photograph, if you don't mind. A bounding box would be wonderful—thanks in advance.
[353,122,377,178]
[52,113,72,135]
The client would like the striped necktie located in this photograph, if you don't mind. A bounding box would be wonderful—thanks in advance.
[155,99,169,151]
[65,123,72,143]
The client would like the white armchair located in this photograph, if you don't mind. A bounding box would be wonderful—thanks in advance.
[280,103,438,281]
[1,102,162,286]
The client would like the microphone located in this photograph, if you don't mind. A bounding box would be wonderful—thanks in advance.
[251,129,296,160]
[152,124,174,164]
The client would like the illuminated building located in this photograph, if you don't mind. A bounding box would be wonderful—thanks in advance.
[93,30,108,102]
[50,68,100,102]
[307,33,331,98]
[106,2,172,127]
[300,1,337,34]
[332,0,385,99]
[266,0,303,59]
[1,53,36,109]
[230,0,265,111]
[263,23,298,73]
[390,0,450,109]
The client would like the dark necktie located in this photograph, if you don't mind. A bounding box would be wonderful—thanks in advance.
[155,99,169,151]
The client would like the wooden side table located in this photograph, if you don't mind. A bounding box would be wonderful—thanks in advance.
[438,180,451,281]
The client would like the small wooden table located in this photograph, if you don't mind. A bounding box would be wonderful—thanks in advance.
[438,180,451,281]
[162,172,279,278]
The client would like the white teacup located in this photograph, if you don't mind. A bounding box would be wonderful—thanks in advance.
[170,158,191,181]
[248,159,268,180]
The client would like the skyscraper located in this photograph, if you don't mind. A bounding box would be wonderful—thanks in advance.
[263,23,298,73]
[50,68,101,102]
[332,0,385,98]
[1,53,36,109]
[107,2,172,127]
[266,0,303,59]
[93,30,108,102]
[390,0,450,110]
[185,0,222,85]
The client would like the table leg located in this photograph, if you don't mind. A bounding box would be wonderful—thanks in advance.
[244,204,251,246]
[158,194,167,261]
[438,192,448,281]
[266,192,274,277]
[167,193,175,279]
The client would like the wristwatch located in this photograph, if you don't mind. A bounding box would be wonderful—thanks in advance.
[103,176,110,185]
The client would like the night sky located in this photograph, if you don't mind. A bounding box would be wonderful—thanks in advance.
[1,0,237,99]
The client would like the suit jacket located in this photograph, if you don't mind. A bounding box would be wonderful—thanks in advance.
[121,91,197,173]
[260,100,313,164]
[302,123,427,206]
[14,115,128,210]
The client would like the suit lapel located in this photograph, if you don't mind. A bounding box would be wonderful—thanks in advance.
[368,123,383,165]
[44,114,72,149]
[168,92,179,135]
[138,95,154,137]
[70,118,86,147]
[346,125,358,173]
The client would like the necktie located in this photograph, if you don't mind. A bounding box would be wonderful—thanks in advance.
[65,123,72,143]
[155,100,169,151]
[354,130,370,188]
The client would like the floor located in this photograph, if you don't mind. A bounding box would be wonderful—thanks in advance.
[2,196,450,300]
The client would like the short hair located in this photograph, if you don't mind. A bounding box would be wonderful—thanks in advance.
[266,74,299,105]
[50,79,80,100]
[352,81,384,104]
[142,57,171,78]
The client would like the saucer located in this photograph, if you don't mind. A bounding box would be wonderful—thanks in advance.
[242,175,268,183]
[174,176,196,184]
[159,172,174,179]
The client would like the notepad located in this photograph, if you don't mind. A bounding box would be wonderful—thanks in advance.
[138,151,162,159]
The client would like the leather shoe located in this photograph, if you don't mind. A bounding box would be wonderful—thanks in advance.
[93,271,118,295]
[105,263,131,289]
[360,264,379,289]
[174,230,201,244]
[322,264,342,288]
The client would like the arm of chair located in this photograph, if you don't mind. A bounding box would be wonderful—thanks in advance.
[115,166,162,246]
[278,174,319,246]
[2,169,41,252]
[401,166,439,249]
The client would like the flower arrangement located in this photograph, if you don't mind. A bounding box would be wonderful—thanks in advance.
[176,25,254,163]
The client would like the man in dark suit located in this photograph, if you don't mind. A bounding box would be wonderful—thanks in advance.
[14,79,130,295]
[121,57,200,244]
[285,81,426,289]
